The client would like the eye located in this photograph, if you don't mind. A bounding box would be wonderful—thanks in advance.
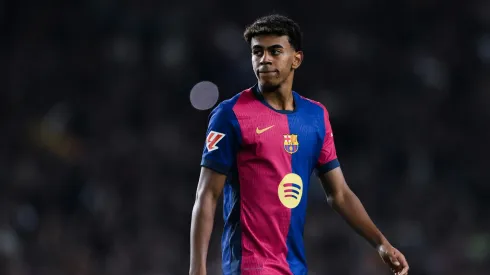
[252,50,263,56]
[271,49,281,55]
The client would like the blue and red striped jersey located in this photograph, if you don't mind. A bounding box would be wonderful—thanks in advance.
[201,85,340,275]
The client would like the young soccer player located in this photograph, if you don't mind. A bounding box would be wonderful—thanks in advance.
[190,14,409,275]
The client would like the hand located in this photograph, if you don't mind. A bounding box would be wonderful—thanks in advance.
[377,243,409,275]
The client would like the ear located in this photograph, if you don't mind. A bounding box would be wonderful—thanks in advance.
[292,50,303,70]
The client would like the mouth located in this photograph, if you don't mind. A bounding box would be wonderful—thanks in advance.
[258,70,278,74]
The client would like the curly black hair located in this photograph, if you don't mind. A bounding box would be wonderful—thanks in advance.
[243,14,303,51]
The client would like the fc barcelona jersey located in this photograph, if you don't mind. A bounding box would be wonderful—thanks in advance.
[201,85,340,275]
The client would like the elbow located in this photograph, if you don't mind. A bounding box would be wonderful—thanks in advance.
[327,189,351,208]
[327,193,343,208]
[194,189,219,208]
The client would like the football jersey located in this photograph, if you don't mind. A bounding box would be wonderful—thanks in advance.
[201,84,340,275]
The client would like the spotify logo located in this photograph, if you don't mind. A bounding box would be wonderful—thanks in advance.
[278,173,303,209]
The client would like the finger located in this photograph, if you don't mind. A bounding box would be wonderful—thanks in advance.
[389,252,400,268]
[397,253,408,268]
[393,252,408,268]
[391,257,400,266]
[396,257,409,275]
[388,260,401,272]
[399,265,409,275]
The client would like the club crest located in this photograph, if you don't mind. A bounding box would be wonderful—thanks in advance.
[283,134,299,154]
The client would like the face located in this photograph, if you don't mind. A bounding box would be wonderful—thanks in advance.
[251,35,303,89]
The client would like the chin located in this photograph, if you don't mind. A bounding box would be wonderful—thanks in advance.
[259,77,281,87]
[258,81,280,91]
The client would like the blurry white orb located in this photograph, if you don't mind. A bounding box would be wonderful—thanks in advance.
[190,81,219,110]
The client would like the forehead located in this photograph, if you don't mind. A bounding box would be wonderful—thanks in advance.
[250,35,291,49]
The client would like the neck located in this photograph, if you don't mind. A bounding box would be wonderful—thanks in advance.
[258,75,295,111]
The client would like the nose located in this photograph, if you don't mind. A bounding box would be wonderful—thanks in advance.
[259,52,272,65]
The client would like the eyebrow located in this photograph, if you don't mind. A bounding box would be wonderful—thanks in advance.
[252,44,284,50]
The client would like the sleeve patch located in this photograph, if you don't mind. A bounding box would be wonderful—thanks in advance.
[206,131,226,151]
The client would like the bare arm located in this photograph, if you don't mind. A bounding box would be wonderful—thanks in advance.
[319,167,387,248]
[189,167,227,275]
[319,167,409,274]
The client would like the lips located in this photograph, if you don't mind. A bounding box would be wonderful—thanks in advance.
[258,70,278,74]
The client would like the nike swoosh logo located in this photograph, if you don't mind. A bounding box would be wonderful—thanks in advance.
[256,125,275,134]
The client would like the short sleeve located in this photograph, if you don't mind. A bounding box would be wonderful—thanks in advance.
[316,106,340,174]
[200,104,241,175]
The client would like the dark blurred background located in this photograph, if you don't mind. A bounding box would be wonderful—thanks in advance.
[1,0,490,274]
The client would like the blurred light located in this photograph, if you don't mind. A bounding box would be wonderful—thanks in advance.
[413,55,447,90]
[15,204,38,232]
[327,30,363,59]
[477,34,490,64]
[160,37,187,69]
[112,36,139,65]
[0,229,20,257]
[213,24,244,60]
[42,102,71,134]
[35,102,81,161]
[190,81,219,110]
[465,233,490,263]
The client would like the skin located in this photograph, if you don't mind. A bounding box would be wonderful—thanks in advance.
[189,34,409,275]
[251,34,302,111]
[189,167,225,275]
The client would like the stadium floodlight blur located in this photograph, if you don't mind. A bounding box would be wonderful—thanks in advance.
[190,81,220,111]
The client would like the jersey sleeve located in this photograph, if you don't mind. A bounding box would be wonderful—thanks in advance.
[316,105,340,174]
[200,103,241,175]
